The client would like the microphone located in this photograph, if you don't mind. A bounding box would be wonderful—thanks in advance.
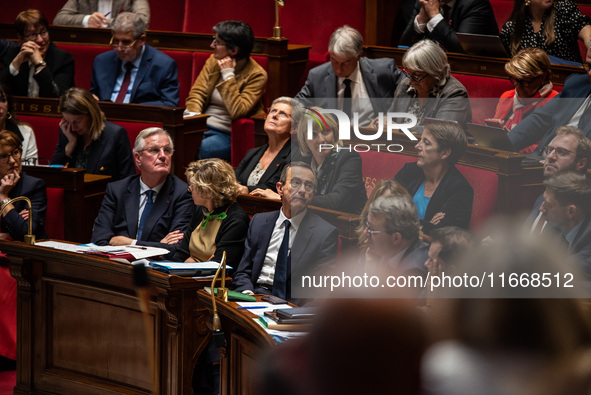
[210,251,227,348]
[0,196,35,245]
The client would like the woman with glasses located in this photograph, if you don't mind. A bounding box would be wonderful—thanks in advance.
[185,20,268,161]
[173,158,249,264]
[0,83,38,162]
[370,40,471,133]
[0,9,74,98]
[0,130,47,241]
[395,120,473,235]
[501,0,591,64]
[294,107,367,214]
[492,48,559,153]
[235,97,297,197]
[50,87,135,181]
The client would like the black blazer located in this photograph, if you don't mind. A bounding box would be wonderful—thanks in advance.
[234,140,291,192]
[50,121,135,181]
[91,174,194,254]
[395,162,474,234]
[301,150,368,215]
[400,0,499,53]
[0,42,74,98]
[3,172,47,241]
[172,202,250,265]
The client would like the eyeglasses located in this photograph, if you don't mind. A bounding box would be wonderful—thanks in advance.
[141,146,174,156]
[290,178,315,192]
[583,62,591,72]
[402,69,429,83]
[365,221,386,236]
[211,36,226,47]
[509,76,539,87]
[109,36,137,49]
[24,30,48,41]
[544,145,576,157]
[0,149,21,163]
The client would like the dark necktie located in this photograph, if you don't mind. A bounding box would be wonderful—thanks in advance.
[343,78,352,117]
[137,190,153,240]
[115,62,134,103]
[272,219,291,299]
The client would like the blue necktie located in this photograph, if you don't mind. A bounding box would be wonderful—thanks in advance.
[273,220,291,299]
[137,190,153,240]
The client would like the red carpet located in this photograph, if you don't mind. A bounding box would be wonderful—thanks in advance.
[0,370,15,395]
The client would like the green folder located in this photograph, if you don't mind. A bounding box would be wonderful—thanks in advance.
[204,287,257,302]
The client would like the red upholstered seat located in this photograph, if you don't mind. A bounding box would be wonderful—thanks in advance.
[149,1,184,31]
[452,74,514,124]
[360,151,415,195]
[490,0,514,33]
[54,44,111,91]
[162,50,194,105]
[46,187,65,239]
[17,115,61,161]
[456,164,498,230]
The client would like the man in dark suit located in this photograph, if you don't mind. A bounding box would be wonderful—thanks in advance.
[91,128,193,254]
[540,171,591,280]
[90,12,179,107]
[400,0,498,53]
[1,10,74,98]
[364,194,429,285]
[509,52,591,155]
[295,25,403,126]
[232,162,339,302]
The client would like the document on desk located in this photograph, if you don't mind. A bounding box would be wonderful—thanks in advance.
[236,302,291,315]
[84,245,171,260]
[35,241,93,253]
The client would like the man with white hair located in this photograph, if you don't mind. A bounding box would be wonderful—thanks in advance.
[295,25,402,125]
[91,127,193,255]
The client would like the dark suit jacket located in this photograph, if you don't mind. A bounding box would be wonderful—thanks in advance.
[2,172,47,241]
[172,203,250,266]
[91,174,194,254]
[0,42,75,98]
[232,210,339,299]
[569,216,591,281]
[235,140,291,192]
[295,57,403,116]
[509,73,591,154]
[91,45,179,107]
[395,162,474,234]
[300,150,367,215]
[400,0,499,53]
[50,121,135,181]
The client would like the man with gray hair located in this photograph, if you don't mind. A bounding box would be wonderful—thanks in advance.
[295,25,402,125]
[364,194,428,279]
[92,127,193,254]
[90,12,179,106]
[540,171,591,278]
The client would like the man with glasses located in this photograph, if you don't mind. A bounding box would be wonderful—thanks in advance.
[91,128,193,255]
[91,12,179,107]
[1,9,74,98]
[528,126,591,235]
[233,162,338,302]
[295,25,403,126]
[509,46,591,154]
[364,194,428,283]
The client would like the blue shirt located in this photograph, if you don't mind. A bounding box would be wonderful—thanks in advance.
[110,45,145,103]
[413,182,431,221]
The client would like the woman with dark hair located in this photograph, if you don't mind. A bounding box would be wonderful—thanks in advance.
[0,9,74,98]
[500,0,591,63]
[0,129,47,241]
[395,120,473,234]
[50,87,134,180]
[0,83,37,161]
[185,20,268,161]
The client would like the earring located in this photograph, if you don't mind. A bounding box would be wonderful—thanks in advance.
[7,113,12,120]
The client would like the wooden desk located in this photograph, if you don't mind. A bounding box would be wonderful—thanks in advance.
[4,242,215,394]
[22,166,111,243]
[196,290,277,395]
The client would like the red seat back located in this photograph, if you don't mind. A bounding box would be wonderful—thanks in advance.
[17,115,61,161]
[456,164,498,230]
[45,187,65,239]
[360,151,416,195]
[54,44,111,91]
[162,50,194,105]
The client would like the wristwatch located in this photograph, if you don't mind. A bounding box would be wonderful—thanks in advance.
[35,60,47,69]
